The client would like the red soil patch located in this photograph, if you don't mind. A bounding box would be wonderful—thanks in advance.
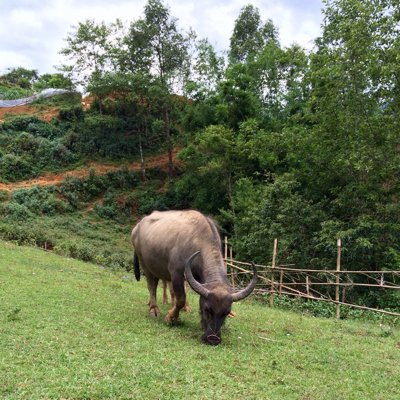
[0,104,60,123]
[0,150,181,193]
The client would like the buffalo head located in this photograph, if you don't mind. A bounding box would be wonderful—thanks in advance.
[185,251,257,345]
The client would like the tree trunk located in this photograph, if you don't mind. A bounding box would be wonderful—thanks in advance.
[163,106,174,175]
[139,131,146,181]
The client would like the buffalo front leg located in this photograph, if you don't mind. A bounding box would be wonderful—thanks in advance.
[165,276,185,324]
[146,274,160,317]
[168,281,191,313]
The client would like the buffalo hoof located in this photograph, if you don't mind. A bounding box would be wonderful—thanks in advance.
[165,312,179,325]
[183,305,192,313]
[149,306,160,317]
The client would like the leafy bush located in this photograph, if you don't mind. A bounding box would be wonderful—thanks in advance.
[0,202,34,221]
[95,252,131,270]
[11,132,39,155]
[55,240,95,262]
[1,116,42,132]
[0,222,50,246]
[0,153,36,181]
[0,190,8,202]
[26,121,62,139]
[11,186,68,215]
[59,105,85,122]
[94,203,118,220]
[104,168,139,189]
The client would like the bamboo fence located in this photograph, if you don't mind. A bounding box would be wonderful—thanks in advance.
[223,237,400,319]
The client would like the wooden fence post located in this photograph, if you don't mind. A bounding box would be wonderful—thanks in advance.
[270,238,278,307]
[336,238,341,319]
[229,247,235,287]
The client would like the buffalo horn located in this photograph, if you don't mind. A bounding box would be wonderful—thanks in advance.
[231,262,257,302]
[185,251,210,298]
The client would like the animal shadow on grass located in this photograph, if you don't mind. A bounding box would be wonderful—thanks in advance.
[147,309,208,344]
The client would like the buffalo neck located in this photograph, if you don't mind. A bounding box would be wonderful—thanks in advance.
[200,248,229,286]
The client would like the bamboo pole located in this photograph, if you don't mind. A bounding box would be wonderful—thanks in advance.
[226,262,400,317]
[279,270,284,294]
[269,238,278,307]
[277,290,400,317]
[230,247,234,288]
[227,259,400,275]
[265,282,399,289]
[336,238,341,319]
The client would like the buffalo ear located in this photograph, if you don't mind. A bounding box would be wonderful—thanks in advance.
[231,262,257,302]
[185,251,210,298]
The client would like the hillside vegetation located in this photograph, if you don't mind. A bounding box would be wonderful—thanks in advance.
[1,241,399,399]
[0,0,399,312]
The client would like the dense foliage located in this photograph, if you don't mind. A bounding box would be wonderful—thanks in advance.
[1,0,399,310]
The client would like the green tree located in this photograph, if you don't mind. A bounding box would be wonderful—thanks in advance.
[229,4,278,64]
[300,0,400,269]
[186,38,225,100]
[123,0,193,173]
[1,67,38,89]
[60,19,121,89]
[33,73,74,91]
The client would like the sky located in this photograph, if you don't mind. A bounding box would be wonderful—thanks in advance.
[0,0,324,75]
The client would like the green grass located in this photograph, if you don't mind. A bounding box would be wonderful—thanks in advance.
[0,241,399,400]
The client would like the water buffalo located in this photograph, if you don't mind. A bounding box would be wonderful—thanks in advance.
[131,210,257,345]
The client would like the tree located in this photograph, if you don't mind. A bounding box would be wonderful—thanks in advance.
[33,73,74,91]
[123,0,193,174]
[1,67,38,89]
[229,4,278,64]
[60,19,121,89]
[186,38,225,100]
[300,0,400,269]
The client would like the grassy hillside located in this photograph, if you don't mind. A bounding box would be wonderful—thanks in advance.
[1,241,399,400]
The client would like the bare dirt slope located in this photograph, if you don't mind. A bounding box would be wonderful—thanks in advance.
[0,150,180,192]
[0,103,60,123]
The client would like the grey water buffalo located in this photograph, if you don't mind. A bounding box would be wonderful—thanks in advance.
[131,210,257,345]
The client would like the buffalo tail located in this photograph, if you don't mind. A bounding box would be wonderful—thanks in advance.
[133,252,141,281]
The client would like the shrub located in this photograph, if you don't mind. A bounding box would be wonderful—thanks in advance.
[94,204,118,220]
[95,252,131,270]
[0,154,36,181]
[59,105,85,121]
[55,240,95,262]
[1,115,42,132]
[0,202,34,221]
[0,222,50,246]
[11,186,67,215]
[26,121,62,139]
[104,168,139,189]
[0,190,8,202]
[12,132,39,155]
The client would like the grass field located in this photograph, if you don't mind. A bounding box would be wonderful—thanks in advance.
[0,241,399,400]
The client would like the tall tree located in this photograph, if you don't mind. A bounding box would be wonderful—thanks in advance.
[60,20,122,89]
[229,4,278,64]
[123,0,192,173]
[302,0,400,268]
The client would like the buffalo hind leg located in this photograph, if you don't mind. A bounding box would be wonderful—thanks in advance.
[162,280,169,305]
[146,274,160,317]
[165,276,186,324]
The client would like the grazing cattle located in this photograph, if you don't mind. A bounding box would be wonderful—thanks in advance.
[131,210,257,345]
